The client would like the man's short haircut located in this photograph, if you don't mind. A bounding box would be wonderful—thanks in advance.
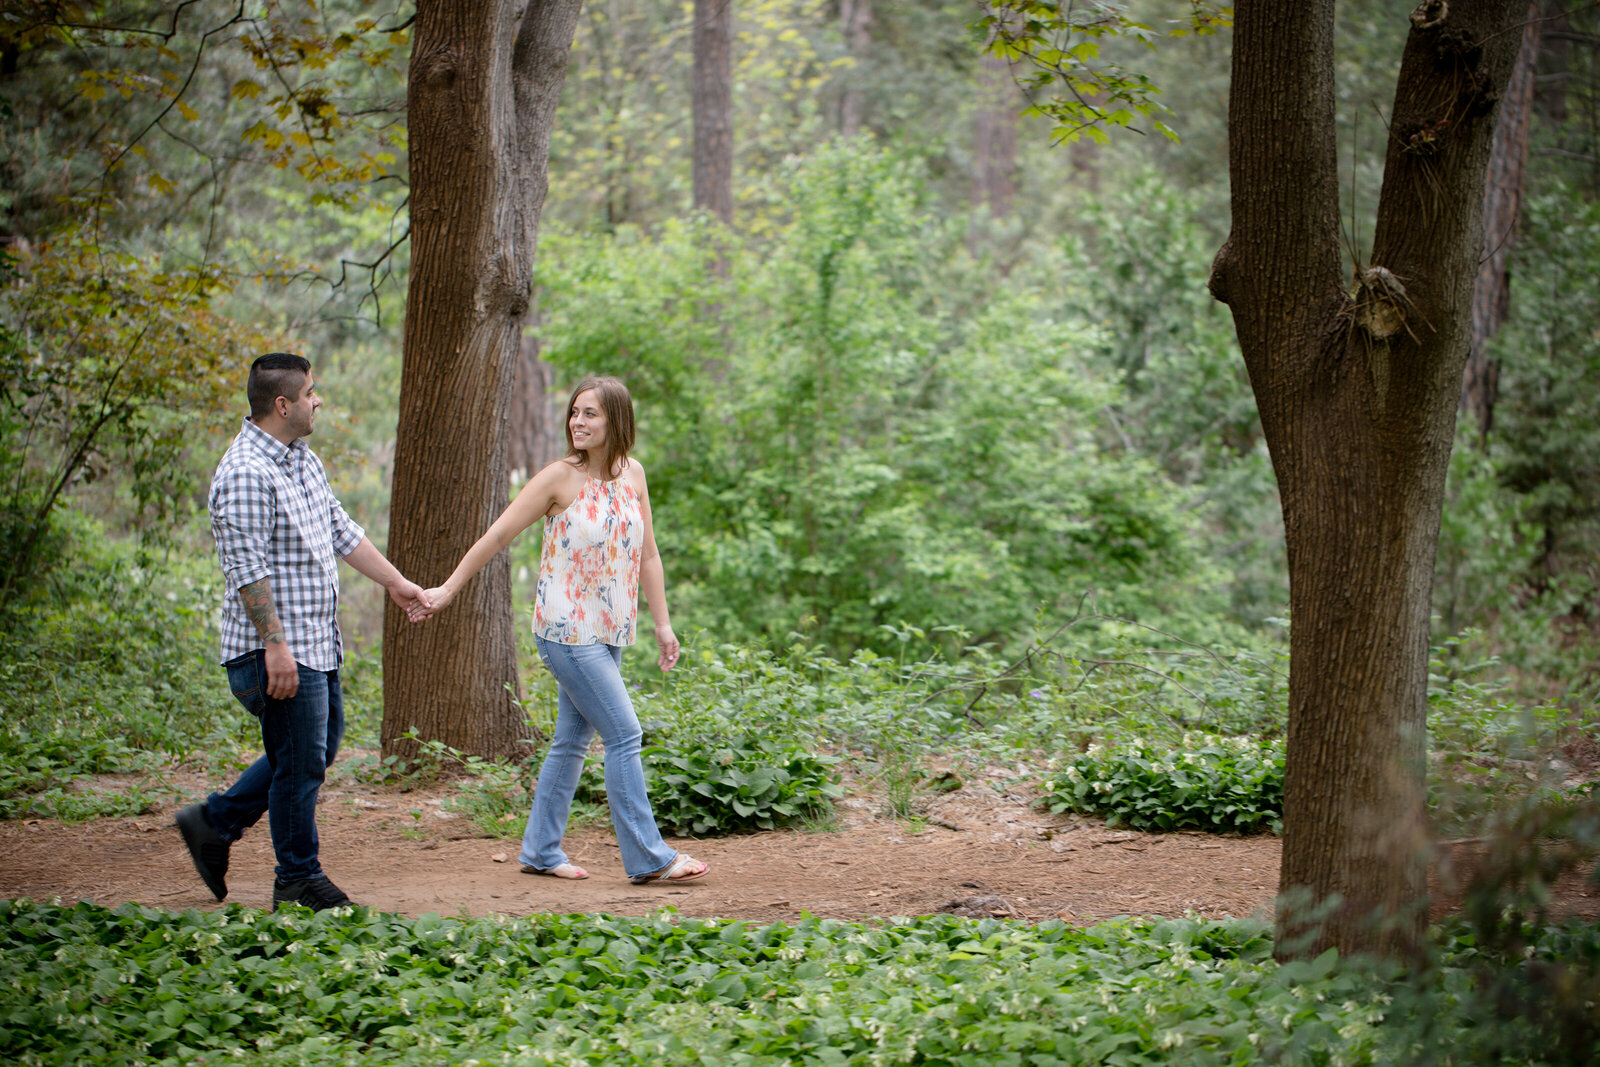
[247,352,312,420]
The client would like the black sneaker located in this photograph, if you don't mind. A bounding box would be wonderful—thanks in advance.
[272,875,354,912]
[174,803,230,901]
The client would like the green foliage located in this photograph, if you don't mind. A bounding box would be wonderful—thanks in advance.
[379,712,841,840]
[643,731,843,836]
[1425,639,1590,832]
[1497,192,1600,540]
[536,142,1232,654]
[0,900,1356,1066]
[0,731,162,822]
[4,899,1595,1066]
[1038,733,1286,834]
[1436,187,1600,703]
[1408,799,1600,1067]
[0,511,247,818]
[553,719,842,838]
[0,233,272,598]
[980,1,1231,145]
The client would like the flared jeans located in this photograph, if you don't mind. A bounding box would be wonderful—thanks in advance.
[520,638,678,879]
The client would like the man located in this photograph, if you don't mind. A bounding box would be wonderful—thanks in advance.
[175,352,425,911]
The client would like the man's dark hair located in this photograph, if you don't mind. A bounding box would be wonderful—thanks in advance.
[247,352,312,420]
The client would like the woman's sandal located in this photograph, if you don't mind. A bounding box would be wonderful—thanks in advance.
[520,862,588,880]
[630,854,708,885]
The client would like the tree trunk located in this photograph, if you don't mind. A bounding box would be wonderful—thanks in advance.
[692,0,733,224]
[971,51,1018,219]
[505,313,565,479]
[837,0,871,137]
[1069,90,1103,195]
[1211,0,1530,961]
[1462,3,1542,443]
[384,0,584,762]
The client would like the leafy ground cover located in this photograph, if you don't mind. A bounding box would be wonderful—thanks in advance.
[1036,734,1285,834]
[2,898,1593,1066]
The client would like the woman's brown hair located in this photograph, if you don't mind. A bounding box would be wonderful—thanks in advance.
[563,374,636,472]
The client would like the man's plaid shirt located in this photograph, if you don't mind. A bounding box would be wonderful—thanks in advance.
[209,418,365,671]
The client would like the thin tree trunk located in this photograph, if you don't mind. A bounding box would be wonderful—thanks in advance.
[837,0,871,137]
[972,52,1017,219]
[505,310,565,479]
[692,0,733,224]
[1069,91,1103,194]
[1211,0,1529,961]
[384,0,584,762]
[1463,2,1542,443]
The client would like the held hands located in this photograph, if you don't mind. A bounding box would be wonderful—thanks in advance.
[405,583,455,623]
[387,575,431,617]
[655,624,680,672]
[384,574,443,623]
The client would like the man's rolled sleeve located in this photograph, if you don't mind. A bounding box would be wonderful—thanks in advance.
[211,474,273,591]
[329,496,365,558]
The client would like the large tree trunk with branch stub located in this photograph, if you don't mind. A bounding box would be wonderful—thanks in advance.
[1210,0,1530,960]
[383,0,584,762]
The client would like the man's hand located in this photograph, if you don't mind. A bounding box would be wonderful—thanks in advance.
[387,576,430,617]
[239,576,298,698]
[264,641,299,699]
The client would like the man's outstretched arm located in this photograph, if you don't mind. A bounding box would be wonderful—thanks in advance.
[341,537,428,615]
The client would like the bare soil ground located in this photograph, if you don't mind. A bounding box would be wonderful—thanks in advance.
[2,756,1595,926]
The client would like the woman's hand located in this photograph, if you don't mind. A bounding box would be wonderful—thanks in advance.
[407,584,453,622]
[655,624,680,672]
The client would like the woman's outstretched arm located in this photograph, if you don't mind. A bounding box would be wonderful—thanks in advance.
[408,461,572,621]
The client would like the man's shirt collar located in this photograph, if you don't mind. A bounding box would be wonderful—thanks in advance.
[240,417,302,469]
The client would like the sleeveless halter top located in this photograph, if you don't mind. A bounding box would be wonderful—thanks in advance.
[532,473,644,646]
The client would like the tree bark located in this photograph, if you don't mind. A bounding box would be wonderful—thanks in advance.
[972,51,1018,219]
[1069,90,1103,195]
[505,321,565,480]
[384,0,584,762]
[1463,3,1542,443]
[837,0,871,137]
[1211,0,1529,960]
[692,0,734,224]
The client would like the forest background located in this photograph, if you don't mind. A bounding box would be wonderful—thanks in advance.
[3,0,1595,732]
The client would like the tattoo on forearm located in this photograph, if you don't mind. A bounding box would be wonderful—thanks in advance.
[239,577,286,646]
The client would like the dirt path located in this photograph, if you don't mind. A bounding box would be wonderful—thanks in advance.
[1,760,1592,925]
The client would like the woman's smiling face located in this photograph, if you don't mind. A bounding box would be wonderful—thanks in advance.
[568,389,608,455]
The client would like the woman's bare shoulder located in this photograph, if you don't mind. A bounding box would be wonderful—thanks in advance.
[539,456,587,480]
[524,457,588,515]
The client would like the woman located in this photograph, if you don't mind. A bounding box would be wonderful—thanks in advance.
[412,375,708,885]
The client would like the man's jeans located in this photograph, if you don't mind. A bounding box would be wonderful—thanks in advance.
[206,649,344,883]
[520,639,678,879]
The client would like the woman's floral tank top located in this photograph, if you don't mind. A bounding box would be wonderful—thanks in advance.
[532,472,643,646]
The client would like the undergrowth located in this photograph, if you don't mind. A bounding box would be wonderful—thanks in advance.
[2,899,1595,1066]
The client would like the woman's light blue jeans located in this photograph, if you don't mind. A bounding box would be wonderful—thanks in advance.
[521,638,678,879]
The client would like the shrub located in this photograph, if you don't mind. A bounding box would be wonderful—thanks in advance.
[643,731,842,835]
[1037,733,1286,834]
[428,723,841,839]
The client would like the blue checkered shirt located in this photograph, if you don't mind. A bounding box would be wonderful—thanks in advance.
[209,418,365,671]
